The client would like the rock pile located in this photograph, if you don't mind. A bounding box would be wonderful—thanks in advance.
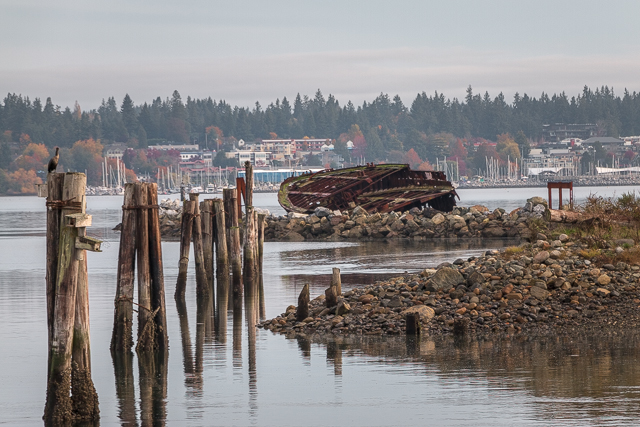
[158,198,182,239]
[264,197,551,242]
[259,233,640,337]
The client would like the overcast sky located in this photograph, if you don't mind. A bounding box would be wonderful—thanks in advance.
[2,0,640,110]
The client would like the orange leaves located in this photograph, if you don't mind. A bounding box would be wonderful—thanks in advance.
[5,168,42,194]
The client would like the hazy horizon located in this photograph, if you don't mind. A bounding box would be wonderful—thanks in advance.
[2,1,640,110]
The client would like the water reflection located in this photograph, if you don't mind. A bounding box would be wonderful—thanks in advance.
[112,349,168,426]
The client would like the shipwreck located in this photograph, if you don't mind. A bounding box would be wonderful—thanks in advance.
[278,163,459,214]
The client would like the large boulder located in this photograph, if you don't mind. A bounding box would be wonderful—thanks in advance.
[425,266,465,292]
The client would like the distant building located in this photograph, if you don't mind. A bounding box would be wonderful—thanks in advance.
[104,143,127,159]
[148,143,199,152]
[541,123,597,142]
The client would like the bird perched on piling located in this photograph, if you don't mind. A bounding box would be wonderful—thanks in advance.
[47,147,59,173]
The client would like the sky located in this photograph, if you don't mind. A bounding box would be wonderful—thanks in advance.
[2,0,640,111]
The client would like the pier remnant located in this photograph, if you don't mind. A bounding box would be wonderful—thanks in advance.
[43,172,101,423]
[111,182,168,354]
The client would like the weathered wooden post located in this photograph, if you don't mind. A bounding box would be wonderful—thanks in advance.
[257,213,266,320]
[332,267,342,297]
[135,183,154,352]
[146,183,168,351]
[244,160,253,213]
[175,200,195,299]
[223,188,242,302]
[190,193,208,298]
[111,183,136,352]
[44,172,101,423]
[201,199,214,294]
[405,312,421,336]
[296,284,310,322]
[213,199,229,341]
[45,173,64,344]
[325,285,338,308]
[243,206,258,294]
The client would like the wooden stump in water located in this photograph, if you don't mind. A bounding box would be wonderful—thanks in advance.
[45,173,64,345]
[257,213,266,320]
[325,285,338,308]
[190,193,208,298]
[297,284,310,322]
[243,206,258,295]
[147,183,168,351]
[175,200,195,300]
[44,172,99,423]
[405,312,421,336]
[201,199,214,294]
[135,183,154,352]
[224,188,242,302]
[213,198,229,340]
[111,183,136,353]
[332,267,342,297]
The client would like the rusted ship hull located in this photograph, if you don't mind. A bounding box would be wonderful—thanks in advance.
[278,164,458,214]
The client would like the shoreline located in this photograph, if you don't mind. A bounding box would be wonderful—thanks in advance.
[259,231,640,338]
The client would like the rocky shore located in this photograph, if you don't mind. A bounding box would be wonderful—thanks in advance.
[156,197,549,241]
[262,199,554,241]
[258,233,640,337]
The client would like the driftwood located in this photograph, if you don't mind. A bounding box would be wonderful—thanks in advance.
[547,209,585,223]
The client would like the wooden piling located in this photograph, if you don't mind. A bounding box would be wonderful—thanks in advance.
[190,193,208,298]
[175,200,195,300]
[45,173,64,344]
[135,183,153,352]
[257,213,266,320]
[244,161,253,212]
[332,267,342,297]
[72,256,99,420]
[213,199,229,341]
[201,199,214,294]
[111,183,136,353]
[296,284,310,322]
[147,183,168,351]
[405,312,421,336]
[325,285,338,308]
[44,173,85,423]
[243,206,258,295]
[224,188,242,301]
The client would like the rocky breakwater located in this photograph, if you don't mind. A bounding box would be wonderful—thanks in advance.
[259,233,640,337]
[264,198,552,242]
[157,198,182,240]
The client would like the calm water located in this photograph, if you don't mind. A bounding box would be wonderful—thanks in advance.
[2,187,640,426]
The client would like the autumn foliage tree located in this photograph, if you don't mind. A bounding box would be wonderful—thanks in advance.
[68,138,104,185]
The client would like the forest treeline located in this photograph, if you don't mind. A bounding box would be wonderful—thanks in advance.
[1,85,639,193]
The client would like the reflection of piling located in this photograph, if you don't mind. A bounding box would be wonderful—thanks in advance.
[224,188,242,302]
[111,182,168,354]
[44,172,100,423]
[326,341,343,376]
[111,351,136,425]
[138,350,168,426]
